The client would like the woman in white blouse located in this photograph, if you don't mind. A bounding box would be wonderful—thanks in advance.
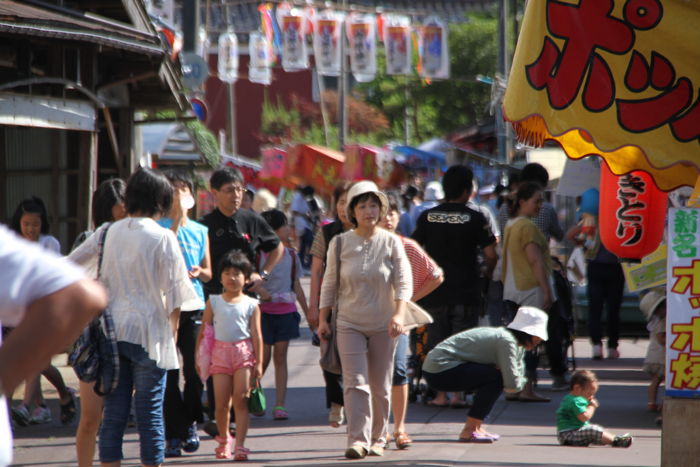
[70,168,197,467]
[318,181,412,459]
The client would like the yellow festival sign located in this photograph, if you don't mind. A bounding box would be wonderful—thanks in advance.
[503,0,700,191]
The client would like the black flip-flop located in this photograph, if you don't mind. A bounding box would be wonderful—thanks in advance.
[60,390,77,425]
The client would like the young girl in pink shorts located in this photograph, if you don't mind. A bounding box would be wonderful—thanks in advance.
[197,251,263,461]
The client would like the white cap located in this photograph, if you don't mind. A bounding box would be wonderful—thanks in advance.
[424,181,444,201]
[507,306,549,341]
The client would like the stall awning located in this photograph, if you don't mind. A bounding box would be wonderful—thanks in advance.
[503,0,700,192]
[286,144,345,195]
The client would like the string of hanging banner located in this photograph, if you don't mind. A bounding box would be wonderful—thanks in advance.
[215,1,450,85]
[214,0,442,17]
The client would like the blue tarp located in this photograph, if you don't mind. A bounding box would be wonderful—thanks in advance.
[392,145,445,168]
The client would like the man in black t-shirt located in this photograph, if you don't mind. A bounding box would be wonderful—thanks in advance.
[412,165,497,406]
[199,167,283,297]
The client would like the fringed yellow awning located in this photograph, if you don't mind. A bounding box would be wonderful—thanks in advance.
[504,0,700,192]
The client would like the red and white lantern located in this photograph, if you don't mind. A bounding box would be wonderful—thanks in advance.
[598,162,667,261]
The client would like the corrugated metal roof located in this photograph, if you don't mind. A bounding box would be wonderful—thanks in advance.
[0,0,163,54]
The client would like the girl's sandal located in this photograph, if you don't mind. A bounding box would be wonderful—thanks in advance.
[59,388,77,425]
[234,446,250,461]
[214,435,232,459]
[394,431,412,450]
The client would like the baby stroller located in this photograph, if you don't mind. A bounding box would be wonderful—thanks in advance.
[407,325,433,403]
[551,257,577,372]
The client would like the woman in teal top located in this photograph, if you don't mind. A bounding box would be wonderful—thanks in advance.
[422,306,548,443]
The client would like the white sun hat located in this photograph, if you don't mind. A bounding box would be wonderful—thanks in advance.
[346,180,389,224]
[507,306,549,341]
[640,289,666,320]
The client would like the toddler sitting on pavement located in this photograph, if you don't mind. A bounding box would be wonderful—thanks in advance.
[555,370,632,448]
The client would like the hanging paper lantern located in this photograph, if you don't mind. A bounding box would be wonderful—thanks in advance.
[313,9,342,77]
[383,14,411,76]
[280,8,308,72]
[249,31,272,85]
[348,13,377,83]
[418,16,449,80]
[598,163,668,261]
[217,28,238,83]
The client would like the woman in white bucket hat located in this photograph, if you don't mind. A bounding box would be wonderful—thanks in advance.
[422,306,548,443]
[318,181,413,459]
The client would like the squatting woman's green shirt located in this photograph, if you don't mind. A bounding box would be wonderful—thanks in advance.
[422,327,526,391]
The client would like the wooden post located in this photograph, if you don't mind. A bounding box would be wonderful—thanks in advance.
[662,398,700,465]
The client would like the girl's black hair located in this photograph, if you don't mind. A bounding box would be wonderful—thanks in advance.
[385,192,401,214]
[218,250,254,278]
[11,197,50,235]
[506,181,543,218]
[125,168,174,217]
[347,192,382,227]
[261,209,288,231]
[332,182,352,219]
[93,179,126,226]
[507,328,534,347]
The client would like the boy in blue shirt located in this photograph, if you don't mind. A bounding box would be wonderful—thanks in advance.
[556,370,632,447]
[160,170,212,456]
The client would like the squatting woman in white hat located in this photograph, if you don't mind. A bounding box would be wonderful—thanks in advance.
[318,181,413,459]
[422,306,549,443]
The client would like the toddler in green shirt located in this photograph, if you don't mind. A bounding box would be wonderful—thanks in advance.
[555,370,632,447]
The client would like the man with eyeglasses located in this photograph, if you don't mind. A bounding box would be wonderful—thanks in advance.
[198,167,284,437]
[200,167,284,297]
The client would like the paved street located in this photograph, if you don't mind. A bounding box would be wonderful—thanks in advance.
[11,286,662,466]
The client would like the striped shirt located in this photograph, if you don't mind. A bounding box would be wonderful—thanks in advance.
[400,236,442,297]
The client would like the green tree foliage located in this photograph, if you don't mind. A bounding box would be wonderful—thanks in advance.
[259,90,390,149]
[357,13,498,144]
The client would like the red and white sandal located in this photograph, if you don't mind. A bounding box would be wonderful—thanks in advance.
[214,435,232,459]
[233,445,250,461]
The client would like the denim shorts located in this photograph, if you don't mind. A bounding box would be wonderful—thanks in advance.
[210,338,256,375]
[261,311,301,345]
[392,333,410,386]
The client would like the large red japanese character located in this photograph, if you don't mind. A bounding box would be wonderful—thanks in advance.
[526,0,634,111]
[618,49,693,134]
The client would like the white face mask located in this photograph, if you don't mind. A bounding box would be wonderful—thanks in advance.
[180,194,195,210]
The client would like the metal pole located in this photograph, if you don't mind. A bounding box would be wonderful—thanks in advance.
[496,0,511,162]
[183,0,200,52]
[404,78,410,144]
[223,1,236,155]
[227,82,237,155]
[338,0,348,150]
